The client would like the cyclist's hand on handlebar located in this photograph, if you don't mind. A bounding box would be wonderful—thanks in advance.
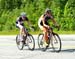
[30,25,35,31]
[56,25,60,31]
[47,26,50,29]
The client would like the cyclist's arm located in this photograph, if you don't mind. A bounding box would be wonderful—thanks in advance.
[25,17,31,26]
[17,21,21,24]
[48,14,58,26]
[27,20,34,31]
[51,18,59,27]
[27,20,32,26]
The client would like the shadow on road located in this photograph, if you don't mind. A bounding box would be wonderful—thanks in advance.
[60,49,75,53]
[20,47,75,53]
[46,49,75,53]
[35,48,75,53]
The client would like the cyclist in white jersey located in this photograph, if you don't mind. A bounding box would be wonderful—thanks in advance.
[16,12,31,41]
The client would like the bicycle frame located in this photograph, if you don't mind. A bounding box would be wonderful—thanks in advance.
[16,27,35,50]
[38,27,62,52]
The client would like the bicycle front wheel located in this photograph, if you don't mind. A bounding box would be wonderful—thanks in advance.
[51,33,62,52]
[26,34,35,50]
[16,35,24,50]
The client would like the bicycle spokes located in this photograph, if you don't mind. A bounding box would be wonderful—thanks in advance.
[51,34,61,52]
[16,35,24,50]
[26,35,35,50]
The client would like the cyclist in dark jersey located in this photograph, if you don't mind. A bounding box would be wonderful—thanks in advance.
[16,12,31,41]
[38,8,59,46]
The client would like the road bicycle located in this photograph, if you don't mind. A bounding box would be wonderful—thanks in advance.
[38,27,62,52]
[16,27,35,50]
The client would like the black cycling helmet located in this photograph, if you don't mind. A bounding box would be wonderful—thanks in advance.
[45,8,51,13]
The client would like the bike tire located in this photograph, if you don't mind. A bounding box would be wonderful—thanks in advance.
[38,33,48,51]
[26,34,35,51]
[16,35,24,50]
[50,33,62,52]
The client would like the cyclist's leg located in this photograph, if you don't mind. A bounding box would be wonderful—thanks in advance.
[16,24,24,41]
[20,26,27,40]
[38,24,48,46]
[22,27,26,36]
[43,27,49,44]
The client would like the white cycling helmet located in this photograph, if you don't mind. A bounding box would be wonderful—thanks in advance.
[45,8,51,13]
[20,12,26,17]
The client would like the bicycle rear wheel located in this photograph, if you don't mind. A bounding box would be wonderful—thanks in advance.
[50,33,62,52]
[16,35,24,50]
[26,34,35,50]
[38,33,48,51]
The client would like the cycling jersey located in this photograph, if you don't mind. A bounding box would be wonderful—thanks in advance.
[40,14,53,26]
[16,17,28,26]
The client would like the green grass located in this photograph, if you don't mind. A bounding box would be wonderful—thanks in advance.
[55,31,75,34]
[0,30,75,35]
[0,30,19,35]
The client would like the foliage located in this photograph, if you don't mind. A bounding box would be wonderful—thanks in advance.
[0,0,75,32]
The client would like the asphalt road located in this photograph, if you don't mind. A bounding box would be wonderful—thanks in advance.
[0,35,75,59]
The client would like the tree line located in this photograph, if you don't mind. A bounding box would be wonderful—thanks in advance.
[0,0,75,31]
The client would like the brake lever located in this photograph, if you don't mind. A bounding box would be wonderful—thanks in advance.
[57,25,60,31]
[30,26,35,31]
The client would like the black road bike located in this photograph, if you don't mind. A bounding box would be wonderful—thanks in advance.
[16,28,35,51]
[38,27,62,52]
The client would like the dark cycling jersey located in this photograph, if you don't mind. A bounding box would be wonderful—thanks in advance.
[40,14,53,26]
[16,17,28,26]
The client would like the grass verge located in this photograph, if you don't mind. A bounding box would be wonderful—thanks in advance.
[0,30,75,35]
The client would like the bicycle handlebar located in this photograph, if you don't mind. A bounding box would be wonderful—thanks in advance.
[50,25,60,31]
[55,25,60,31]
[30,25,35,31]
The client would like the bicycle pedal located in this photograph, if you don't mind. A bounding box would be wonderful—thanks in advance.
[46,45,49,48]
[24,44,28,46]
[40,41,43,45]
